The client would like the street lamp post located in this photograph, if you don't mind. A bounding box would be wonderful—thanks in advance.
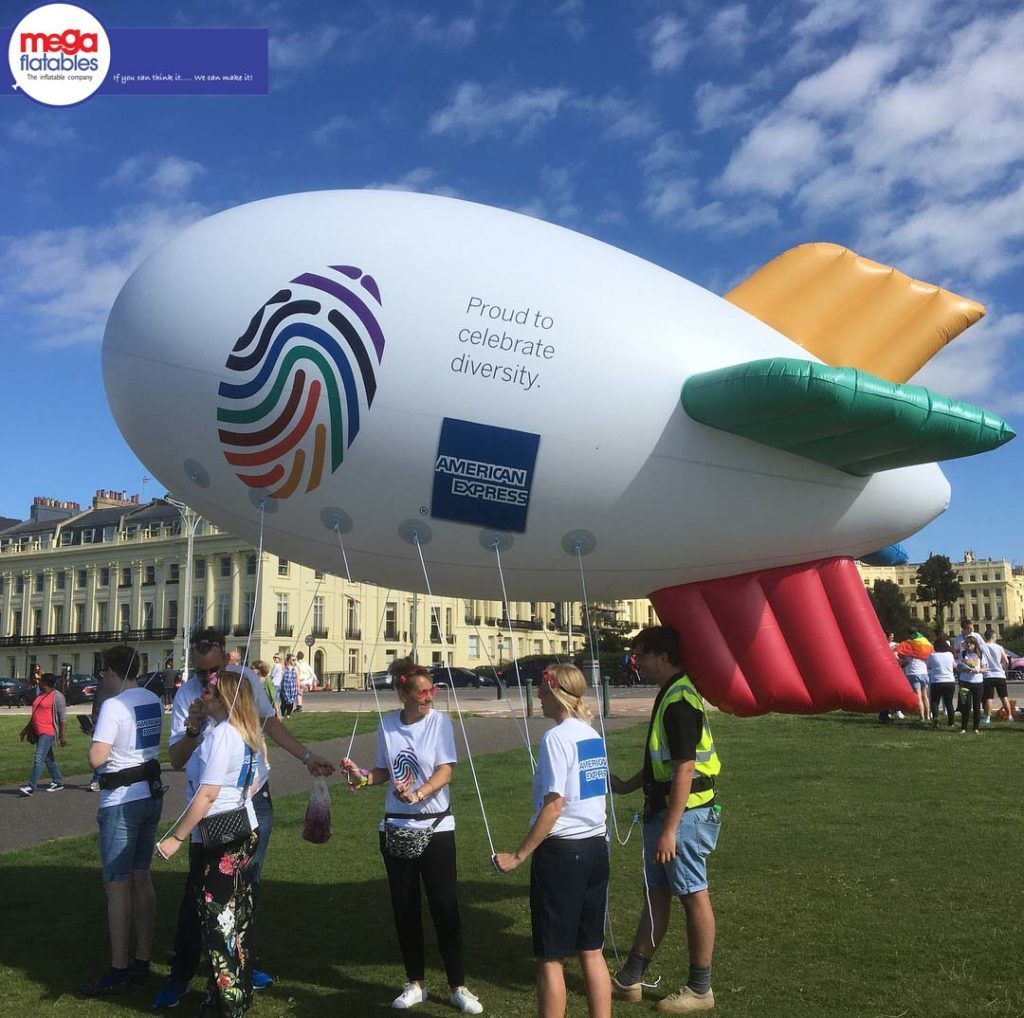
[162,496,201,682]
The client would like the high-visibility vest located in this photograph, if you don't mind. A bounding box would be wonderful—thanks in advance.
[647,673,721,809]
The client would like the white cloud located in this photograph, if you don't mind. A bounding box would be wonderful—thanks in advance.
[574,94,660,141]
[106,155,206,197]
[311,114,354,146]
[639,14,689,74]
[406,14,475,47]
[721,115,826,196]
[9,117,77,146]
[513,166,578,223]
[694,82,750,132]
[787,43,902,116]
[428,82,571,142]
[269,26,342,72]
[705,5,751,55]
[0,203,205,348]
[552,0,586,40]
[363,167,459,197]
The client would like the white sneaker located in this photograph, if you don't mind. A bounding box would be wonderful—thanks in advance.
[895,711,905,719]
[392,983,427,1009]
[18,785,33,797]
[450,986,484,1014]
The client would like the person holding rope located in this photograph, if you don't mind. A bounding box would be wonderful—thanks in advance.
[610,626,722,1014]
[342,657,484,1014]
[493,663,611,1018]
[155,670,264,1017]
[80,645,165,996]
[153,626,335,1009]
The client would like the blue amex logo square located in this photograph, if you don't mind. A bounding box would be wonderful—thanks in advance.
[431,418,540,533]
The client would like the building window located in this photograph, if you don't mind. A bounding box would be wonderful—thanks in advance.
[143,601,154,633]
[167,599,179,635]
[246,555,257,576]
[77,568,87,589]
[96,602,108,630]
[33,608,42,636]
[995,571,1002,581]
[220,556,232,578]
[74,603,85,632]
[469,635,480,659]
[16,575,24,595]
[34,573,44,593]
[345,597,357,637]
[385,601,398,640]
[276,594,290,633]
[13,610,22,636]
[216,594,231,632]
[169,563,179,583]
[144,564,155,585]
[278,557,289,577]
[82,529,94,544]
[103,526,115,542]
[55,570,66,591]
[52,604,64,634]
[314,596,326,635]
[244,591,256,628]
[119,604,131,631]
[99,567,110,587]
[348,648,359,673]
[194,558,206,581]
[314,570,325,580]
[192,595,205,628]
[120,566,133,587]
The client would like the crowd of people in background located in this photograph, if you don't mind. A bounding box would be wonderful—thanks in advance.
[889,619,1016,733]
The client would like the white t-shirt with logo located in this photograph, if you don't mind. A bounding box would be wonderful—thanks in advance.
[169,668,275,791]
[185,720,260,844]
[926,652,956,683]
[375,709,457,833]
[532,717,608,841]
[93,686,164,809]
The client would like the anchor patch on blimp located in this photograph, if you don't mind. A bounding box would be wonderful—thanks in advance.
[216,265,385,498]
[431,417,540,534]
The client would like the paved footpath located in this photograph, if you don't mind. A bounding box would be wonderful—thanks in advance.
[0,692,653,855]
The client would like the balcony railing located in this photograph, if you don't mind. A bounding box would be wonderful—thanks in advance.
[464,614,481,626]
[384,626,399,641]
[314,627,331,640]
[275,624,294,638]
[232,624,253,637]
[0,626,176,648]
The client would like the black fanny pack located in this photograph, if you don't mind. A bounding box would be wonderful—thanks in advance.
[99,758,162,798]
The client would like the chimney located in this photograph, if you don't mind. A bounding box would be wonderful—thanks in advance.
[30,496,79,523]
[92,489,142,510]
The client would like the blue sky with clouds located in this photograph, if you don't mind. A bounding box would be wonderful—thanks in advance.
[1,0,1022,564]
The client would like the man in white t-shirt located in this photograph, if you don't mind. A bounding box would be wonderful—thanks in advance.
[953,619,985,661]
[981,629,1013,724]
[153,627,336,1009]
[81,645,165,997]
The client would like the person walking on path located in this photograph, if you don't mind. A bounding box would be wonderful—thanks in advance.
[609,626,722,1014]
[494,663,611,1018]
[80,645,165,997]
[342,657,483,1014]
[18,672,67,795]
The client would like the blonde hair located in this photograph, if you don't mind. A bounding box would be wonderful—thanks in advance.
[215,669,266,758]
[545,663,592,722]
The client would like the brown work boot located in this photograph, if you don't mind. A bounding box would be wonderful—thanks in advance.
[656,986,715,1013]
[611,973,642,1002]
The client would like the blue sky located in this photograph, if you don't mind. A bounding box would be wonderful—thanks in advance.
[1,0,1022,565]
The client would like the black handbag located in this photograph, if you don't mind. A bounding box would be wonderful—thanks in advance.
[197,752,255,850]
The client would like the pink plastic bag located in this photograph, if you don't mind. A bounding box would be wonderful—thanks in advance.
[301,776,333,844]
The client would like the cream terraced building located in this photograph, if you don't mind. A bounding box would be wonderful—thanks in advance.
[0,492,585,685]
[856,550,1024,631]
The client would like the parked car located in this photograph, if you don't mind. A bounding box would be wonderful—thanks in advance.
[135,671,169,696]
[63,674,99,705]
[497,655,565,687]
[1007,651,1024,682]
[428,666,488,689]
[0,678,34,708]
[371,670,395,690]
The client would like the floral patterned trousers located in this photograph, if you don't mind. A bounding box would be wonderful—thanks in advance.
[198,830,260,1016]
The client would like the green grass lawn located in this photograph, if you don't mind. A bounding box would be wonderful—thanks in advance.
[0,712,383,786]
[3,711,1024,1016]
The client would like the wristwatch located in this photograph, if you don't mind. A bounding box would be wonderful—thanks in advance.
[185,723,201,739]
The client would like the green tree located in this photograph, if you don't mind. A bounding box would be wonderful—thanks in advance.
[868,579,915,639]
[581,601,632,655]
[914,554,963,634]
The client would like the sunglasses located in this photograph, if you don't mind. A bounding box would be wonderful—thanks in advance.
[407,686,438,702]
[191,640,222,654]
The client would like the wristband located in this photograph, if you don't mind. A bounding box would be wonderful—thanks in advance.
[185,723,201,739]
[169,833,183,842]
[302,750,312,766]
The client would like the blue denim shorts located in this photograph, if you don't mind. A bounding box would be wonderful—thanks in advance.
[97,796,164,882]
[644,806,721,895]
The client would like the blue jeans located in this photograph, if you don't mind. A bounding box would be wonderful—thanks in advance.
[97,795,164,881]
[27,734,63,790]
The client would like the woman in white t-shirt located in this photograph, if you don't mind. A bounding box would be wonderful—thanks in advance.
[494,664,611,1018]
[156,670,264,1017]
[926,637,957,729]
[958,635,986,733]
[901,653,930,723]
[342,658,482,1015]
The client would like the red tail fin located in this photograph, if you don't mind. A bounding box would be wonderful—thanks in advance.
[649,557,917,716]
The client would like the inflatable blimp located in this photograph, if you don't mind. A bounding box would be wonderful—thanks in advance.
[102,190,1014,715]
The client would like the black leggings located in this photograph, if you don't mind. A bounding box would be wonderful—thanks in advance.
[379,829,465,988]
[960,683,983,731]
[931,683,955,725]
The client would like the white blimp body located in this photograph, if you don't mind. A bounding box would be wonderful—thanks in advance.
[102,189,959,603]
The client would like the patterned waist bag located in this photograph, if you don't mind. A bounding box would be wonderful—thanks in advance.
[383,809,450,860]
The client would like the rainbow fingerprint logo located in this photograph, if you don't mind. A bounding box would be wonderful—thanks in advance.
[391,749,421,791]
[217,265,385,498]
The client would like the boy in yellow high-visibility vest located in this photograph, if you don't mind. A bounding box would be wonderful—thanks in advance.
[610,626,721,1014]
